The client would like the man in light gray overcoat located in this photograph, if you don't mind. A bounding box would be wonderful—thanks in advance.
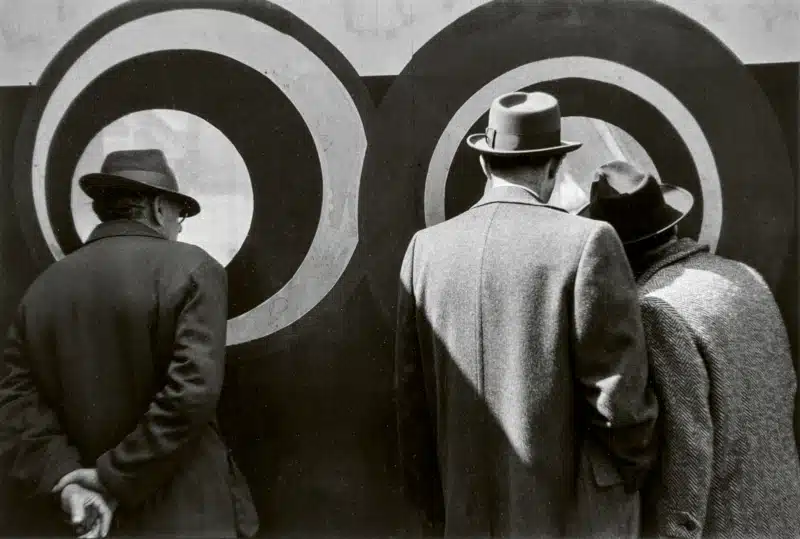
[394,92,659,537]
[581,160,800,538]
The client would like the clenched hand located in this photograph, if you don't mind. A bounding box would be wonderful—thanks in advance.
[58,483,116,538]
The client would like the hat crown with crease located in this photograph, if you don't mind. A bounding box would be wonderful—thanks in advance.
[579,160,694,244]
[466,91,582,156]
[79,149,201,217]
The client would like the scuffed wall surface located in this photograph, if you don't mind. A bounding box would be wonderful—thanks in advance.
[1,0,799,85]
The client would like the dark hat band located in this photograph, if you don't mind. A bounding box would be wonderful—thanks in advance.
[486,127,561,152]
[103,169,180,192]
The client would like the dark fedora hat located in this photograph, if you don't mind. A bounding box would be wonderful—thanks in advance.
[79,149,200,217]
[466,91,582,156]
[578,160,694,245]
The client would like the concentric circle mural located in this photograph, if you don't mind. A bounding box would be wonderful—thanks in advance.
[361,0,794,320]
[12,0,795,342]
[427,58,720,248]
[13,1,372,345]
[1,0,798,535]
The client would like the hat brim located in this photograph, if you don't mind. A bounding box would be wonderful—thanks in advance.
[578,183,695,244]
[466,133,582,156]
[79,173,201,217]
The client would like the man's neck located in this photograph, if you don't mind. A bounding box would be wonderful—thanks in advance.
[136,219,169,240]
[627,235,679,278]
[490,177,548,202]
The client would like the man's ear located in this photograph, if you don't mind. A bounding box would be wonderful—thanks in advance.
[479,154,491,179]
[152,195,167,226]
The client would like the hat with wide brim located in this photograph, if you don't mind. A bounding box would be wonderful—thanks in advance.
[466,91,583,156]
[466,133,582,156]
[578,160,694,244]
[79,149,200,217]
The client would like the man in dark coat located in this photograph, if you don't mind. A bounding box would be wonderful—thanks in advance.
[0,149,258,537]
[394,92,659,537]
[581,160,800,538]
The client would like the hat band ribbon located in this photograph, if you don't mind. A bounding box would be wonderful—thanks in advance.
[102,169,178,192]
[486,128,562,151]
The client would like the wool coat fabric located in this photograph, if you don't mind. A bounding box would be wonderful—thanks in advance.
[637,238,800,538]
[0,220,258,538]
[394,186,659,537]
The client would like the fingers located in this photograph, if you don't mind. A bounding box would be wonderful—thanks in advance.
[77,493,113,539]
[52,470,81,493]
[52,468,106,494]
[61,485,116,538]
[78,518,104,539]
[75,500,101,537]
[94,495,114,538]
[76,499,113,538]
[67,490,86,526]
[78,523,103,539]
[78,523,100,539]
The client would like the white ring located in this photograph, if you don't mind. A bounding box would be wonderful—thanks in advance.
[31,9,365,344]
[424,56,722,251]
[70,109,254,268]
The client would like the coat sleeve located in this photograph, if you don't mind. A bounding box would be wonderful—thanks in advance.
[394,233,444,534]
[0,308,82,497]
[571,222,658,491]
[96,257,228,507]
[640,297,713,536]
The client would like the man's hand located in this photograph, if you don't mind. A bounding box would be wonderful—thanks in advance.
[52,468,106,495]
[59,483,116,538]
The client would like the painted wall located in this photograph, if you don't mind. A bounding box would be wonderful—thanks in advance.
[1,0,799,85]
[0,1,797,536]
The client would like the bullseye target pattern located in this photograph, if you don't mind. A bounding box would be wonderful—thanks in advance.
[360,0,795,320]
[12,0,796,344]
[425,57,722,250]
[14,2,372,346]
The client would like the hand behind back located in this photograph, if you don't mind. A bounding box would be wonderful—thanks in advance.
[56,472,116,538]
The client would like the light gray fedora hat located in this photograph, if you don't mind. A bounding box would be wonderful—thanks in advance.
[467,91,582,157]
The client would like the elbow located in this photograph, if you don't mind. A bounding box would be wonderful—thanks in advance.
[172,380,222,426]
[186,387,221,424]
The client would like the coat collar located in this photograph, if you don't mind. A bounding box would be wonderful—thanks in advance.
[472,185,568,214]
[636,238,709,285]
[85,220,168,245]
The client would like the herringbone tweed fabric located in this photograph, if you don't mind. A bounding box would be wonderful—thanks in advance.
[638,238,800,538]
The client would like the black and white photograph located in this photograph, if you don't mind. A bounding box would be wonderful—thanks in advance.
[0,1,797,537]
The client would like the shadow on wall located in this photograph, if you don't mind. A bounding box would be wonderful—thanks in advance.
[217,278,415,538]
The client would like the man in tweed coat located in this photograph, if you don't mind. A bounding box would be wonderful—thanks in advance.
[394,93,659,537]
[581,160,800,538]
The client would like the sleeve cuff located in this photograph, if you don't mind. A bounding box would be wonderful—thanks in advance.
[96,451,132,505]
